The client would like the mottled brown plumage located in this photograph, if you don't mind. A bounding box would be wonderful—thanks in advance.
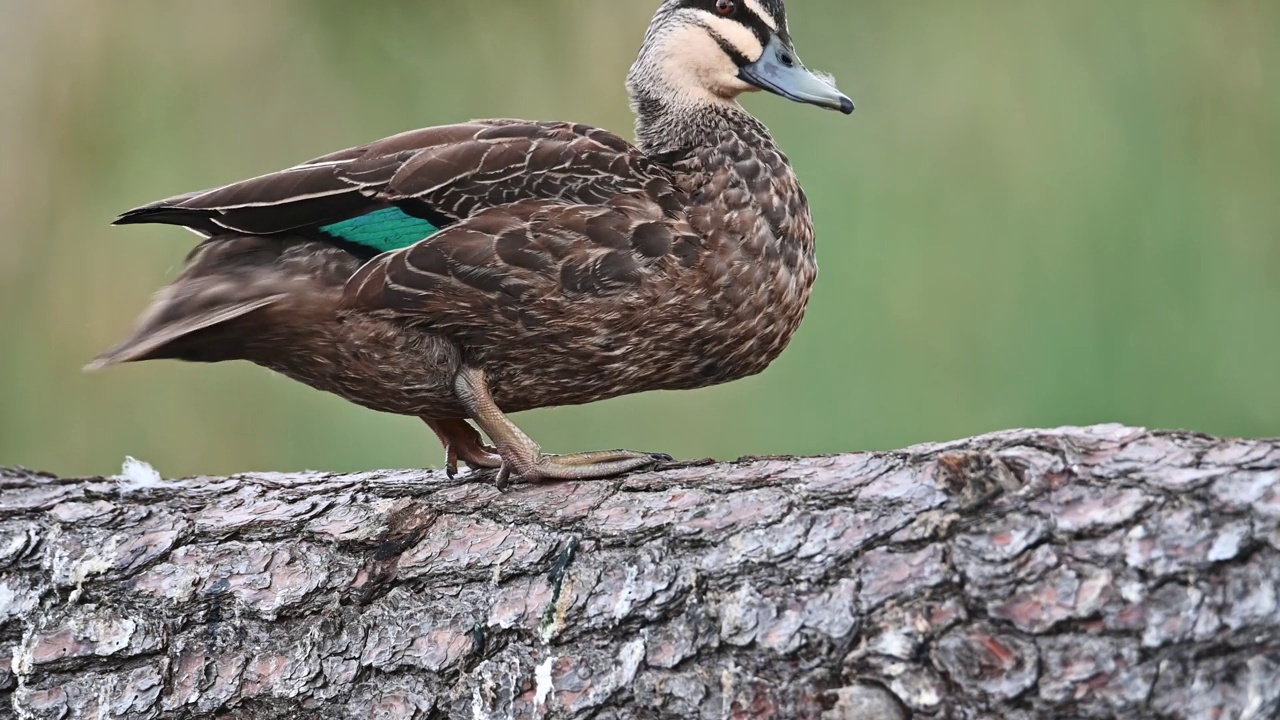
[91,0,853,482]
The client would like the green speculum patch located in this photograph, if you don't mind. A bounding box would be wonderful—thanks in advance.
[320,207,440,253]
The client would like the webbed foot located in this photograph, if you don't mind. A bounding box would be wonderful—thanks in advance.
[494,449,669,486]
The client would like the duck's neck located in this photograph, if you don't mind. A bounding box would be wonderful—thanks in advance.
[629,88,777,160]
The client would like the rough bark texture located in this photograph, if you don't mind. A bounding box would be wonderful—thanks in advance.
[2,424,1279,719]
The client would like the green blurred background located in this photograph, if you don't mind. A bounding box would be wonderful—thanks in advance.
[1,1,1276,478]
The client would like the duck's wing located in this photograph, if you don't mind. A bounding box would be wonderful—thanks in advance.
[114,120,684,257]
[341,192,706,354]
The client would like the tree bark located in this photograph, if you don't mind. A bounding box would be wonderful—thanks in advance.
[2,424,1279,719]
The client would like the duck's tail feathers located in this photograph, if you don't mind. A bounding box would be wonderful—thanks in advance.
[85,292,285,372]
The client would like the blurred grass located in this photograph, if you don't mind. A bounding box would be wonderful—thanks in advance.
[0,0,1276,478]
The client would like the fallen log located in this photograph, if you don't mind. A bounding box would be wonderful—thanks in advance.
[2,424,1278,719]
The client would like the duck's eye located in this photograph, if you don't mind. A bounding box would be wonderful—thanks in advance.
[714,0,736,16]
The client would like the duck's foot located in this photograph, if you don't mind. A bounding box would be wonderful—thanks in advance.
[453,366,670,486]
[423,418,503,478]
[495,449,671,487]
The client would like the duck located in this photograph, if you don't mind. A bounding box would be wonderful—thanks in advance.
[90,0,853,484]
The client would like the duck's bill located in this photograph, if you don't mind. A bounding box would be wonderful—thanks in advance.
[739,35,854,115]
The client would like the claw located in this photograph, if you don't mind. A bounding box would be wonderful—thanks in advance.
[444,444,460,479]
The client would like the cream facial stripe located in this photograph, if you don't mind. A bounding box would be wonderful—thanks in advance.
[742,0,779,32]
[700,14,766,61]
[659,23,754,100]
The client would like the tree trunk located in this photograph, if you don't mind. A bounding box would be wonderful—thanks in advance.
[2,424,1278,719]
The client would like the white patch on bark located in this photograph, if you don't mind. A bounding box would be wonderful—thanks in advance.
[615,637,645,686]
[720,663,738,720]
[469,684,489,720]
[47,525,120,604]
[83,616,139,656]
[0,533,28,564]
[13,619,37,682]
[534,655,556,708]
[0,582,14,620]
[613,565,640,621]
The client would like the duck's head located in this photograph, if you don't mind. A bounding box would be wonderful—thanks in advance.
[628,0,853,116]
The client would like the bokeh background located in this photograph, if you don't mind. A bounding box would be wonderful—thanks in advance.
[1,1,1276,478]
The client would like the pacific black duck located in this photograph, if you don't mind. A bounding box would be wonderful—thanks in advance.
[91,0,853,483]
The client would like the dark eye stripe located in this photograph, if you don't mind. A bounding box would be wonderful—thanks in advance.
[726,4,773,46]
[697,8,772,62]
[705,26,752,66]
[690,0,774,44]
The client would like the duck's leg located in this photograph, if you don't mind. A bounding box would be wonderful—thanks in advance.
[453,366,668,483]
[423,418,503,478]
